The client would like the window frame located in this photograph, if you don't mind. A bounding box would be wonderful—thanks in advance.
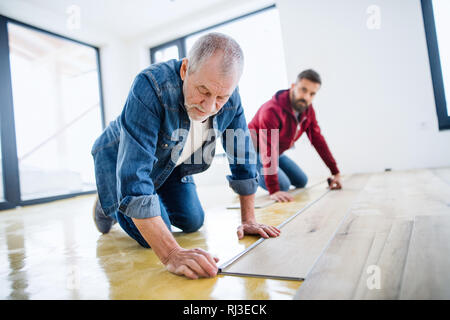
[150,38,186,65]
[0,14,106,210]
[149,4,276,64]
[421,0,450,130]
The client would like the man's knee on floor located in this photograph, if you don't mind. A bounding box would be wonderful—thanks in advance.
[279,179,292,192]
[293,175,308,188]
[179,211,205,233]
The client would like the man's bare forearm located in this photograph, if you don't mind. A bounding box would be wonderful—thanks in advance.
[132,216,181,263]
[239,193,256,223]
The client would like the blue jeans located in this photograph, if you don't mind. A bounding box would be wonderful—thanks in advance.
[257,154,308,192]
[114,166,204,248]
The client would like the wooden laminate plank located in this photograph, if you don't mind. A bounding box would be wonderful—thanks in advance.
[221,174,370,280]
[399,215,450,299]
[225,188,304,209]
[226,178,326,209]
[295,168,450,300]
[293,214,393,299]
[350,169,450,220]
[294,232,375,299]
[431,167,450,186]
[353,219,413,299]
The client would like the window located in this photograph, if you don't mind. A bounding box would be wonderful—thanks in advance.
[150,39,185,65]
[0,16,104,208]
[422,0,450,130]
[152,45,179,63]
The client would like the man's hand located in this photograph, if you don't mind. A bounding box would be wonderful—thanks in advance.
[237,194,280,240]
[132,216,218,280]
[270,191,294,202]
[328,173,342,190]
[164,247,219,280]
[237,221,281,240]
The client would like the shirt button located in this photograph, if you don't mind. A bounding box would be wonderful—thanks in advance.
[162,143,168,148]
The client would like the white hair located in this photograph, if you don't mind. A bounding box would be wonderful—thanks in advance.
[187,32,244,77]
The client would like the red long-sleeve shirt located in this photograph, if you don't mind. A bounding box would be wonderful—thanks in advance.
[248,89,339,194]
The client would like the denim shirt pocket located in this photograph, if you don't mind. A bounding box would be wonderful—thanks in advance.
[151,131,183,189]
[155,131,180,162]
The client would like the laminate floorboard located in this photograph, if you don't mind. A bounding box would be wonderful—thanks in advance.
[399,215,450,299]
[226,177,327,209]
[295,168,450,299]
[220,174,370,280]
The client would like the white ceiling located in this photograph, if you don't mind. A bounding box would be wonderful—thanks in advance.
[21,0,233,39]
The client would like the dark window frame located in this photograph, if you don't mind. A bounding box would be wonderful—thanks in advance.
[0,14,106,210]
[421,0,450,130]
[149,4,276,64]
[150,38,186,65]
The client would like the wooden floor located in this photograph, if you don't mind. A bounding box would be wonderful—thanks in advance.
[220,174,368,280]
[295,167,450,299]
[0,173,328,300]
[0,167,449,299]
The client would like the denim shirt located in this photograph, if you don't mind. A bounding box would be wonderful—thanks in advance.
[91,59,259,219]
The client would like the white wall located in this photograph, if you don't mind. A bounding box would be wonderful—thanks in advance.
[276,0,450,177]
[4,0,448,179]
[99,40,140,124]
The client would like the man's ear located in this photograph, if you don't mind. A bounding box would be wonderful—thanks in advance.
[180,58,188,81]
[289,83,296,95]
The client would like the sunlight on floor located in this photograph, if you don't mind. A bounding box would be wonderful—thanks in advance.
[0,180,328,299]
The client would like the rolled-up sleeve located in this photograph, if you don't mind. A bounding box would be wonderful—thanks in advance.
[116,74,162,219]
[222,90,259,196]
[225,176,259,195]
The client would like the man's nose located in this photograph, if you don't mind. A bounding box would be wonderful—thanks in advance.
[202,96,217,114]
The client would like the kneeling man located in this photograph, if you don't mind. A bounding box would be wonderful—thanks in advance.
[91,33,280,280]
[248,69,342,203]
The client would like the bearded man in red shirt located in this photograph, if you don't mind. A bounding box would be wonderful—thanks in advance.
[248,69,342,202]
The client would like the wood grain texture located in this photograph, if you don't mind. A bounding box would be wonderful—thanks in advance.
[227,181,323,209]
[399,215,450,299]
[353,219,413,299]
[431,167,450,186]
[295,168,450,300]
[225,188,303,209]
[226,178,327,209]
[294,230,376,299]
[293,214,394,299]
[221,174,370,280]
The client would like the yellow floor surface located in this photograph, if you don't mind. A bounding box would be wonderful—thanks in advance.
[0,181,329,300]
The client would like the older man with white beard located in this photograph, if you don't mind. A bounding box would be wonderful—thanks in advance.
[91,33,280,280]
